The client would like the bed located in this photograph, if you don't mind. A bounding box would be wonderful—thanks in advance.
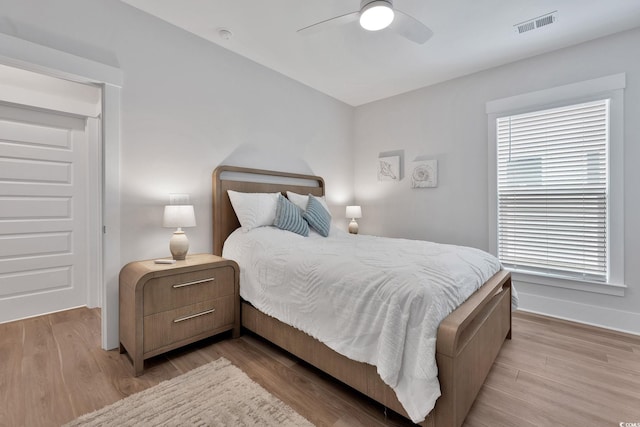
[212,165,512,427]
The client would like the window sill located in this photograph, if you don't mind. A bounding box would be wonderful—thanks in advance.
[508,270,626,297]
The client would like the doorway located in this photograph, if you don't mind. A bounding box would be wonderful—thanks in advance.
[0,32,123,350]
[0,65,102,323]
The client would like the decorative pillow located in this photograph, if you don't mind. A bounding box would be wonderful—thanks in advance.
[286,191,330,214]
[303,195,332,237]
[227,190,279,232]
[274,194,309,236]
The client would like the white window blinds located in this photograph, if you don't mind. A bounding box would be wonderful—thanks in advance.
[496,99,609,282]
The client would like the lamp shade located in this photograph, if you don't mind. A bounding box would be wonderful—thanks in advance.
[345,205,362,219]
[163,205,196,228]
[359,1,394,31]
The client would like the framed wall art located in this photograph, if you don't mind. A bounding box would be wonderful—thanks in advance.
[377,155,400,182]
[411,160,438,188]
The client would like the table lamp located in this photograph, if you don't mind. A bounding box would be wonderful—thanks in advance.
[163,205,196,260]
[345,205,362,234]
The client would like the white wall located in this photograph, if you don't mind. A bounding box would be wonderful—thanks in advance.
[354,28,640,334]
[4,1,638,335]
[0,0,354,264]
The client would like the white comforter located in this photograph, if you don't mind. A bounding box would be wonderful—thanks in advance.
[223,227,503,423]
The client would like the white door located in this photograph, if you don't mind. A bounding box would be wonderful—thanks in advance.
[0,104,89,322]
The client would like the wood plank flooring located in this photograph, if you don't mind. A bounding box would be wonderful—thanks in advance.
[1,308,639,427]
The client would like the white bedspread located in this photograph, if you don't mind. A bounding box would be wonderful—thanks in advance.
[223,227,503,423]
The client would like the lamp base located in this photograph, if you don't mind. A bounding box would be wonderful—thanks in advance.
[169,230,189,260]
[348,219,359,234]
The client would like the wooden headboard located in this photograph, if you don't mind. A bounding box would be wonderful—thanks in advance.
[212,165,325,256]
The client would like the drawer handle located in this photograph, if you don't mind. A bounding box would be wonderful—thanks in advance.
[173,308,215,323]
[172,277,214,288]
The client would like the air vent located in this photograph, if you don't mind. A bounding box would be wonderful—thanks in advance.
[514,11,558,34]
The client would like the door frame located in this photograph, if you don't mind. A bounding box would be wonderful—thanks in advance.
[0,32,123,350]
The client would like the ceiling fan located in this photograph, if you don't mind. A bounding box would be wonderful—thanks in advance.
[297,0,433,44]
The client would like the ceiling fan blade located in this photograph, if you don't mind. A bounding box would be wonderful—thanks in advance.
[297,11,360,35]
[390,9,433,44]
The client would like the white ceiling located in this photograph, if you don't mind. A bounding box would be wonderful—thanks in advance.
[121,0,640,106]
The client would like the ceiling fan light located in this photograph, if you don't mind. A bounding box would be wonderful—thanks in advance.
[359,1,395,31]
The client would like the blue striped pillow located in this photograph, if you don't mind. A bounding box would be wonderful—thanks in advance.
[274,194,309,236]
[303,195,331,237]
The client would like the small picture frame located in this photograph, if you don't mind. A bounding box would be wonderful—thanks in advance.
[378,156,400,182]
[411,160,438,188]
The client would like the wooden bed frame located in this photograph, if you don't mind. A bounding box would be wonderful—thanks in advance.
[212,165,512,427]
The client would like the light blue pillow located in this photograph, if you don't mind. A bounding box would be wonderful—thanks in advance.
[274,194,309,236]
[303,195,331,237]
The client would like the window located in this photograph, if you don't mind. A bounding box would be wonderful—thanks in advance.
[496,100,608,282]
[486,74,625,295]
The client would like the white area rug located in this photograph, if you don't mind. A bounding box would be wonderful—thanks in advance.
[64,357,314,426]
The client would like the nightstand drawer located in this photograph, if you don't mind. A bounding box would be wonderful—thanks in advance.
[143,294,235,353]
[143,266,235,315]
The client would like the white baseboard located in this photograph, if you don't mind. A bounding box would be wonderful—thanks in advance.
[516,291,640,336]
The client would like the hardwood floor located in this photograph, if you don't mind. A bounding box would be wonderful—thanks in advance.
[1,308,639,427]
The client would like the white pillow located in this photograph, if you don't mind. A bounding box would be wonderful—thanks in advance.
[286,191,330,214]
[227,190,280,232]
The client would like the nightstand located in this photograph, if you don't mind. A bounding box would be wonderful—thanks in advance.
[119,253,240,376]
